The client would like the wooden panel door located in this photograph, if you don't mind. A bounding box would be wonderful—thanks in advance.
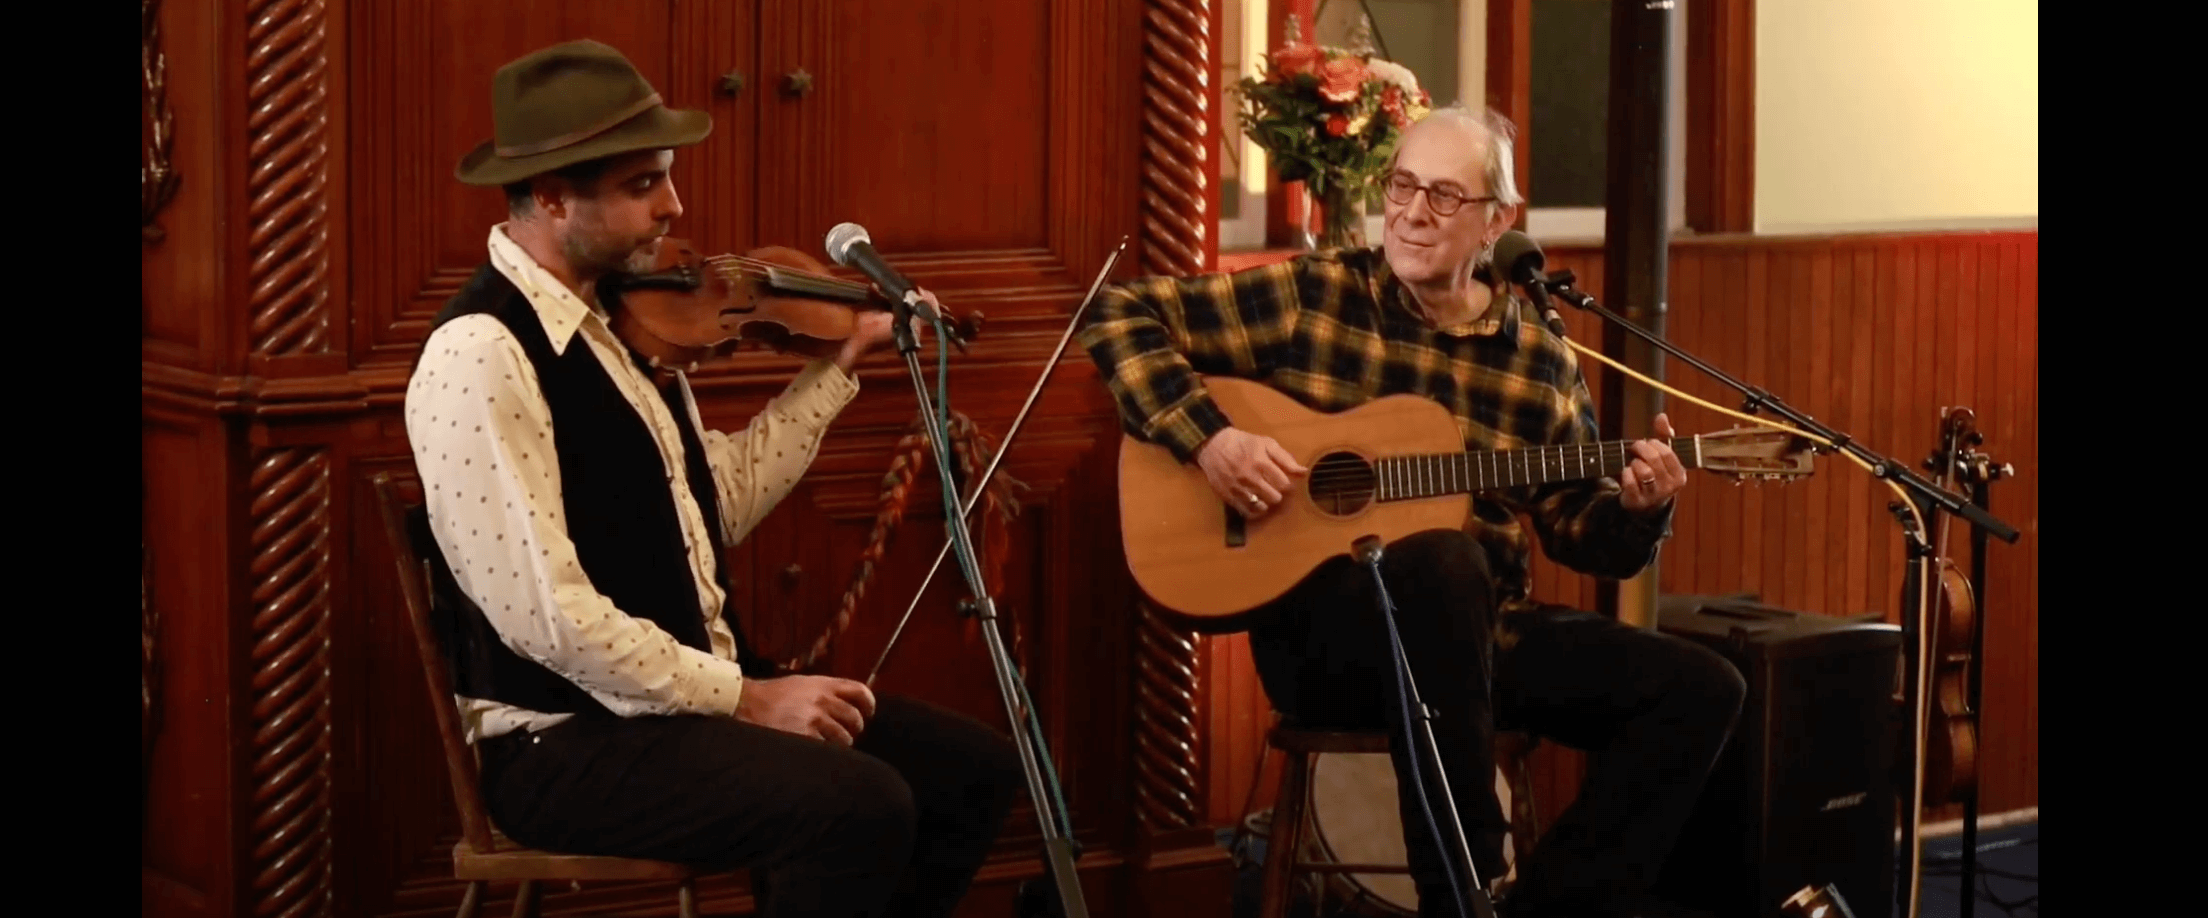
[753,0,1131,288]
[347,0,757,370]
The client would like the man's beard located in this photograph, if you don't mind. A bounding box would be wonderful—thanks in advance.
[563,226,659,278]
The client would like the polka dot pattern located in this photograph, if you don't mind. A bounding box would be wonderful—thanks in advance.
[401,226,863,744]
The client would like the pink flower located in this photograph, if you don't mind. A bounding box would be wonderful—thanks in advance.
[1272,42,1324,81]
[1318,56,1370,104]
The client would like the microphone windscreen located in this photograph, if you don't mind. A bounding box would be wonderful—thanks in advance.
[1491,230,1544,283]
[824,223,872,267]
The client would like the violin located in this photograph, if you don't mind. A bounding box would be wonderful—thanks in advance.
[597,238,982,373]
[1919,407,1981,805]
[1898,405,2012,918]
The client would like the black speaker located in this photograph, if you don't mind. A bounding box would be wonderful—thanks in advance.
[1652,595,1904,918]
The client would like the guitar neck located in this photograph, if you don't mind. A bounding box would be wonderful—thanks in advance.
[1376,436,1704,501]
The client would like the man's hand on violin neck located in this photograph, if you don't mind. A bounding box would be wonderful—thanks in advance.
[831,289,941,373]
[733,674,877,746]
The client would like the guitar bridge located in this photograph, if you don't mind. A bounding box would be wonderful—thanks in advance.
[1224,502,1246,548]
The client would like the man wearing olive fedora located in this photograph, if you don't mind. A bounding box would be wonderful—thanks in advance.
[406,39,1023,917]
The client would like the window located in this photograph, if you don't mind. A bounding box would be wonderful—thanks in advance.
[1215,0,1695,250]
[1522,0,1689,241]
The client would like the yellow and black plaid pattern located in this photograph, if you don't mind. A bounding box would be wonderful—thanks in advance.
[1076,246,1672,611]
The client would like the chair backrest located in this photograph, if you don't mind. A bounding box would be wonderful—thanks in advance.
[371,471,498,853]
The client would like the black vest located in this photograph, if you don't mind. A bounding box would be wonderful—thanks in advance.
[418,263,772,717]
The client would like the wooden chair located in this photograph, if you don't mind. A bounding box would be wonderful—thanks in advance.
[372,472,705,918]
[1257,718,1543,918]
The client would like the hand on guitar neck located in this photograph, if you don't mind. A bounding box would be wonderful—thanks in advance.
[1617,413,1687,513]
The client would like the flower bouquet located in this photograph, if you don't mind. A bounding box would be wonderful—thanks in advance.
[1232,17,1432,249]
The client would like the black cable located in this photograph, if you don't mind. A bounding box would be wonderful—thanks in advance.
[1917,847,2038,918]
[1370,555,1472,918]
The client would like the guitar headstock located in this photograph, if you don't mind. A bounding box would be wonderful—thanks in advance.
[1695,427,1817,483]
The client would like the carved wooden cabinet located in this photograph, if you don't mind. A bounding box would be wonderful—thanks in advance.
[143,0,1228,916]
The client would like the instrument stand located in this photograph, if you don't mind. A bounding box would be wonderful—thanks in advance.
[1887,498,1936,915]
[890,308,1089,918]
[1529,269,2022,918]
[1353,535,1496,918]
[1955,459,2006,918]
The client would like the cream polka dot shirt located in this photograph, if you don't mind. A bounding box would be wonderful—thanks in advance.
[404,225,859,743]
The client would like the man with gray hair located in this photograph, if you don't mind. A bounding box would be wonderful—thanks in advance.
[1078,106,1744,918]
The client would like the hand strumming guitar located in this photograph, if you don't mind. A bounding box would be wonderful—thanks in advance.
[1195,427,1310,518]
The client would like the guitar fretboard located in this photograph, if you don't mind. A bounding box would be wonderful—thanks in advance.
[1376,436,1704,501]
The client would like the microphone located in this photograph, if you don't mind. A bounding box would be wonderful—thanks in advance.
[1491,230,1568,338]
[824,222,945,328]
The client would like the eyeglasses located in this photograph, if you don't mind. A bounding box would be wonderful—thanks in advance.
[1382,171,1496,217]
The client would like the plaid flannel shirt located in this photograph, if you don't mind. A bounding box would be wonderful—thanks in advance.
[1076,246,1673,613]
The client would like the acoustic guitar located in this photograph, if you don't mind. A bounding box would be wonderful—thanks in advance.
[1119,376,1817,620]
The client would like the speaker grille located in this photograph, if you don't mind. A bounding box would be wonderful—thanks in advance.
[1654,597,1902,918]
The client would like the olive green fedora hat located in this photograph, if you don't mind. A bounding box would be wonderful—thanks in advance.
[454,39,711,187]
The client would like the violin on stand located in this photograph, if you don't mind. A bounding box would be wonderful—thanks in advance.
[1894,407,2010,918]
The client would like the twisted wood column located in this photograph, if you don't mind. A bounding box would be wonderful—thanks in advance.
[1134,0,1211,834]
[1139,0,1211,278]
[246,0,332,357]
[238,3,337,913]
[1133,605,1203,830]
[245,448,335,918]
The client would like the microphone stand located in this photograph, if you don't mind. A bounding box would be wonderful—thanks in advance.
[874,242,1132,918]
[1354,535,1495,918]
[1529,268,2021,918]
[1533,268,2018,546]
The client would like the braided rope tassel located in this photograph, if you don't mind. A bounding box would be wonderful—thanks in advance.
[947,412,1030,677]
[783,409,1026,674]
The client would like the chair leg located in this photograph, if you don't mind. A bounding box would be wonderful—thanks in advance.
[508,880,542,918]
[678,879,698,918]
[455,881,484,918]
[1259,749,1312,918]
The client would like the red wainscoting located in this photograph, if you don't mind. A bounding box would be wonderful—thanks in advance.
[1206,230,2039,835]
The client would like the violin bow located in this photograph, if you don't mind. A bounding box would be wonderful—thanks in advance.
[865,236,1132,688]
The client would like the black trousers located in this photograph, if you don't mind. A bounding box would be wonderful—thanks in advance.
[478,693,1023,918]
[1247,529,1746,916]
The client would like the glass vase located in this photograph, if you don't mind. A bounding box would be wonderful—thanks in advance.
[1311,180,1368,251]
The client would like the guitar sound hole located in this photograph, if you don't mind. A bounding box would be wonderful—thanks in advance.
[1307,451,1376,517]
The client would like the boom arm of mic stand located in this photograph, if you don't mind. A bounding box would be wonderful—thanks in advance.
[866,237,1131,688]
[1537,270,2020,545]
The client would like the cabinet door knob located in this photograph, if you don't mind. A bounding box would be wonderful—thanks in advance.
[717,70,746,97]
[783,68,814,98]
[781,563,803,587]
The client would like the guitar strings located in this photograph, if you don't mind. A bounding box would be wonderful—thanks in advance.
[1555,338,1920,533]
[1298,442,1656,492]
